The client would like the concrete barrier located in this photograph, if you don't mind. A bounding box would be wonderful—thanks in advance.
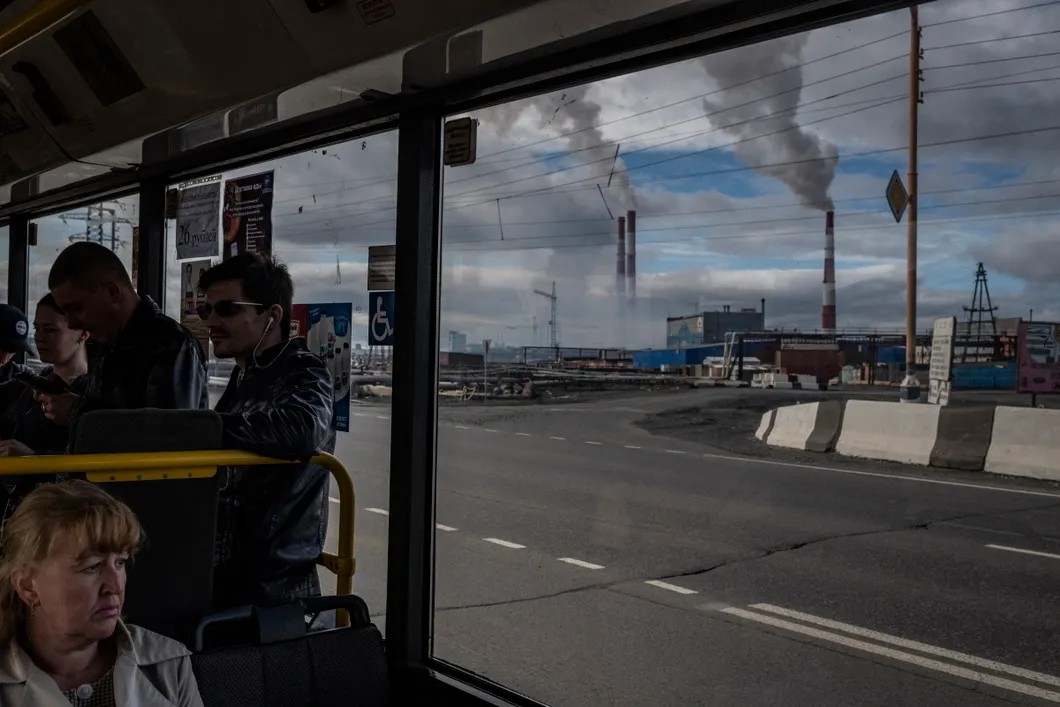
[755,409,776,441]
[836,401,940,465]
[762,401,843,452]
[929,407,994,471]
[984,406,1060,481]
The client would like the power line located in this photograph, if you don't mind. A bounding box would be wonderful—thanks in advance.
[474,29,910,163]
[924,0,1060,28]
[928,27,1060,50]
[930,49,1060,70]
[930,75,1060,93]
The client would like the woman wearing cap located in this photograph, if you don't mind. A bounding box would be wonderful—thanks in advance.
[0,294,89,457]
[0,480,204,706]
[0,303,35,385]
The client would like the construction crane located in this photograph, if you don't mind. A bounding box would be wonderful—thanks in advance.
[533,281,558,355]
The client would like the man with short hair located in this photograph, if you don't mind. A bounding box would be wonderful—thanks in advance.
[40,241,208,434]
[198,252,334,609]
[0,304,34,384]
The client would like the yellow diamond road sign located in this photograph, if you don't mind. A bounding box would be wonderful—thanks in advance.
[886,170,909,223]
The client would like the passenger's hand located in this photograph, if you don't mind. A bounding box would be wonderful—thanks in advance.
[38,392,79,426]
[0,439,34,456]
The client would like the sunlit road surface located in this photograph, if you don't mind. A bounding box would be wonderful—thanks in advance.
[319,389,1060,706]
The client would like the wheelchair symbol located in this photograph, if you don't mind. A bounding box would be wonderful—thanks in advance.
[371,295,393,343]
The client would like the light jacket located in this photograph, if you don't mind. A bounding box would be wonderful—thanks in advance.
[0,621,203,707]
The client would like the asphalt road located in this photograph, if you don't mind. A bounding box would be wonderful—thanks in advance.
[315,389,1060,706]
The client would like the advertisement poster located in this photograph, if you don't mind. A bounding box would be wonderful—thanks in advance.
[1017,321,1060,394]
[180,259,212,358]
[222,170,274,260]
[175,181,221,260]
[291,302,352,433]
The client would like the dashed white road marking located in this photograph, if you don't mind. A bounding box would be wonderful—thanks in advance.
[328,497,340,504]
[549,436,566,441]
[723,606,1060,703]
[516,432,532,437]
[625,445,642,450]
[986,544,1060,561]
[455,425,470,430]
[558,558,605,570]
[436,524,458,532]
[484,428,499,433]
[944,522,1023,537]
[585,441,603,446]
[750,603,1060,688]
[484,538,525,549]
[665,449,686,455]
[376,415,389,420]
[645,580,697,595]
[698,450,1060,499]
[365,507,389,516]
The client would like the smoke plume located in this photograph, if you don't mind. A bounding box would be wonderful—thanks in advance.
[699,34,838,211]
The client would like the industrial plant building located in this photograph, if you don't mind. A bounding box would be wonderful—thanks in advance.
[666,303,766,348]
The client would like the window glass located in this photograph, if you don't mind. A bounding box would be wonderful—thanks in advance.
[163,131,398,624]
[434,1,1059,703]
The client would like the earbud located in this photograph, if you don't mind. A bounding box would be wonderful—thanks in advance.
[264,318,274,333]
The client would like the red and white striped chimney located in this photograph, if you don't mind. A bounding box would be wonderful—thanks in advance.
[616,216,626,296]
[822,210,836,332]
[626,209,637,300]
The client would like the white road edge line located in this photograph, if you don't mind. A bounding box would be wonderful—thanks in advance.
[986,544,1060,561]
[723,607,1060,703]
[698,451,1060,499]
[645,580,697,595]
[436,524,458,532]
[558,557,605,570]
[750,603,1060,688]
[483,538,525,549]
[365,507,389,516]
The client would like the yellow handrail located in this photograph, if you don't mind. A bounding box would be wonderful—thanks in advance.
[0,0,91,60]
[0,449,356,626]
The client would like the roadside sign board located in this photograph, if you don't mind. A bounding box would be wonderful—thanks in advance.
[1017,320,1060,394]
[886,170,909,223]
[928,316,956,405]
[368,245,396,291]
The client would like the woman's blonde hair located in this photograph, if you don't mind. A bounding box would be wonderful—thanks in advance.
[0,481,142,645]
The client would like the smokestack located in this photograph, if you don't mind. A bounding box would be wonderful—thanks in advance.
[616,216,626,295]
[822,210,836,333]
[626,209,636,300]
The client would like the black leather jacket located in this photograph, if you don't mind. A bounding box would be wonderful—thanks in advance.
[69,297,208,441]
[212,338,335,609]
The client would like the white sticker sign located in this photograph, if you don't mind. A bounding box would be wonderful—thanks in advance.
[176,182,221,260]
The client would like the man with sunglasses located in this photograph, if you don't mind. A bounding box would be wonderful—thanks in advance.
[197,252,335,612]
[41,242,208,438]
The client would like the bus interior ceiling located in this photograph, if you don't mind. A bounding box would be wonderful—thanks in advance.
[0,0,934,705]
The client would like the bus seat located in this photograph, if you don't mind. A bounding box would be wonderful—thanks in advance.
[72,409,224,645]
[191,595,389,707]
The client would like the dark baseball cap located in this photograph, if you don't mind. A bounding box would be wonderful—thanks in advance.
[0,304,36,357]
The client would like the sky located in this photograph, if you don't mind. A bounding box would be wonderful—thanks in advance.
[5,0,1060,351]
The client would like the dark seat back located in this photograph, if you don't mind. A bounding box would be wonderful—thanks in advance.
[192,595,389,707]
[73,409,223,645]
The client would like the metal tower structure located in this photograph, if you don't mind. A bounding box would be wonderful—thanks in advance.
[62,202,132,252]
[533,281,558,354]
[960,262,998,363]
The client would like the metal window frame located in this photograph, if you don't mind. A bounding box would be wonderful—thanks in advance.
[0,1,927,704]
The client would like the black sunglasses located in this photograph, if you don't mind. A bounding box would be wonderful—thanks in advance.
[196,300,263,320]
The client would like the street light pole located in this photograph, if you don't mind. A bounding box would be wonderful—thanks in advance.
[482,338,491,401]
[901,4,923,403]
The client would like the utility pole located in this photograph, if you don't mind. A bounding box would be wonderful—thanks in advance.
[900,4,924,403]
[482,338,491,401]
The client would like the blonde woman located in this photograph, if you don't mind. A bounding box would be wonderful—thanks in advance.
[0,481,203,706]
